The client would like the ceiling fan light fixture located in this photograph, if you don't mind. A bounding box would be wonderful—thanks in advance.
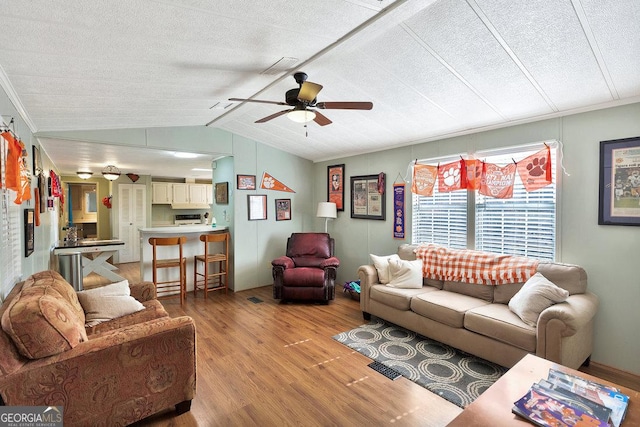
[287,109,316,123]
[76,171,93,180]
[102,165,121,181]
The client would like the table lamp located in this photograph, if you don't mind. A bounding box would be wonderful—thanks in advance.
[316,202,337,233]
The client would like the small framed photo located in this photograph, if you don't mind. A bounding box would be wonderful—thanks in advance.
[275,199,291,221]
[248,194,267,220]
[328,164,345,211]
[599,136,640,226]
[215,182,229,204]
[24,209,34,257]
[237,174,256,190]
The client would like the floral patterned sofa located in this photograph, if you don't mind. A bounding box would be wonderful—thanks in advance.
[0,270,196,426]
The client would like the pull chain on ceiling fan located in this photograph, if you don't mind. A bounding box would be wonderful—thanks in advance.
[229,72,373,126]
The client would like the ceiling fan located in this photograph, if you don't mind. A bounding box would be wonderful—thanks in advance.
[229,72,373,126]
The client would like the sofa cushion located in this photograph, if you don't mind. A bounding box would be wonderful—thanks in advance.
[493,282,525,304]
[536,262,587,295]
[370,285,437,311]
[283,268,325,287]
[370,253,400,284]
[464,304,536,352]
[22,270,85,324]
[443,281,494,302]
[1,286,87,359]
[386,259,423,289]
[508,273,569,327]
[410,291,490,328]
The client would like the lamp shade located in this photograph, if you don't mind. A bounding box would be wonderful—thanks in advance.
[316,202,337,219]
[287,109,316,123]
[76,171,93,179]
[102,165,121,181]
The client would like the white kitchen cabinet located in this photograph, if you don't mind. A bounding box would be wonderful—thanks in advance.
[205,184,213,205]
[117,184,146,263]
[152,182,173,204]
[172,183,190,204]
[189,184,208,205]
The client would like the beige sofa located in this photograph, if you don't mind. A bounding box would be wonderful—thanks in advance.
[0,270,196,426]
[357,244,599,369]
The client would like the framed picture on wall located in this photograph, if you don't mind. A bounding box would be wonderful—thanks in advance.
[24,209,34,257]
[215,182,229,204]
[237,174,256,190]
[275,198,291,221]
[327,164,345,211]
[598,136,640,226]
[248,194,267,220]
[350,174,386,220]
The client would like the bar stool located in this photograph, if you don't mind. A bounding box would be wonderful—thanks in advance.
[193,232,229,298]
[149,236,187,305]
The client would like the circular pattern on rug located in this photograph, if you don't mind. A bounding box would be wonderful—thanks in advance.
[348,343,380,359]
[415,339,456,360]
[458,357,504,380]
[378,341,417,360]
[381,325,416,342]
[417,359,463,383]
[466,379,496,399]
[382,360,421,381]
[347,327,383,344]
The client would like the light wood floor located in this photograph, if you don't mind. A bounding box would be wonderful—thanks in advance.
[88,263,639,427]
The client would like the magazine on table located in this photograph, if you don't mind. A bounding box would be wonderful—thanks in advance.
[512,387,609,427]
[512,368,630,427]
[547,369,629,427]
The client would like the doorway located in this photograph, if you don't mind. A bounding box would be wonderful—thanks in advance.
[64,183,98,239]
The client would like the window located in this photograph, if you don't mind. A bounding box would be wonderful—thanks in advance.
[412,144,557,261]
[0,135,22,300]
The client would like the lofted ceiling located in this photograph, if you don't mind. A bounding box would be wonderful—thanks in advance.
[0,0,639,178]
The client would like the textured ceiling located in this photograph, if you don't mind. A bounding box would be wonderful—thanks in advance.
[0,0,638,178]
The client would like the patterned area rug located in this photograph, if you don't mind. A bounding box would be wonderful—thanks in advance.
[333,318,508,408]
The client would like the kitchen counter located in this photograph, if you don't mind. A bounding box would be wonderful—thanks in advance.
[139,226,229,292]
[139,225,228,233]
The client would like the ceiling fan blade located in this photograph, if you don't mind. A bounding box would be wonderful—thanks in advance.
[297,81,323,103]
[313,110,332,126]
[229,97,287,106]
[315,101,373,110]
[255,109,292,123]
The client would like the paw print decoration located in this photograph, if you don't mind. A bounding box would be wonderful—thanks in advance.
[525,156,547,177]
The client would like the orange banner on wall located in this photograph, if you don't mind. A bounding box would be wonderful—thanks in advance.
[517,146,552,192]
[437,159,467,193]
[411,164,438,196]
[260,172,295,193]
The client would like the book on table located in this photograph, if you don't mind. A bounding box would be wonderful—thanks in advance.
[512,368,630,427]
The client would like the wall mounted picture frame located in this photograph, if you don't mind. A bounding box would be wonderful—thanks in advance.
[237,174,256,190]
[24,209,34,257]
[275,198,291,221]
[327,164,345,211]
[598,136,640,226]
[32,145,42,175]
[215,182,229,204]
[248,194,267,220]
[350,173,386,220]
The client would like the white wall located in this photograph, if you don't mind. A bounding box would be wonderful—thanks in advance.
[314,102,640,375]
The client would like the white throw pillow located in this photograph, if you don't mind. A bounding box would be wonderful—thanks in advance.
[80,294,145,327]
[77,280,144,327]
[386,259,423,289]
[370,254,400,284]
[508,272,569,327]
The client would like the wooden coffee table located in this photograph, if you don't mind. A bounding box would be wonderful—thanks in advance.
[447,353,639,426]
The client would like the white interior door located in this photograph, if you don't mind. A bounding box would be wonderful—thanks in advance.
[118,184,146,263]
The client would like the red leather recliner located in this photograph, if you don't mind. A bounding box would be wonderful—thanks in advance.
[272,233,340,303]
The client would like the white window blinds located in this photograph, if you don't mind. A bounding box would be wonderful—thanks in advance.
[411,145,557,261]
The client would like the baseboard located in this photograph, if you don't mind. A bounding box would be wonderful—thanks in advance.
[579,360,640,392]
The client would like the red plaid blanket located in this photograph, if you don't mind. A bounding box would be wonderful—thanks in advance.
[414,244,539,285]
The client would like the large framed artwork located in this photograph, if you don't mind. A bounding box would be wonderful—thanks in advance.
[327,164,345,211]
[350,173,386,220]
[598,136,640,226]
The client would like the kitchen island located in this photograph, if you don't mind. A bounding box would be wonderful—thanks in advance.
[139,225,229,292]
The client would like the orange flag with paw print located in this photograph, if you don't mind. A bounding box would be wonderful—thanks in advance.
[517,146,552,192]
[260,172,295,193]
[437,159,467,193]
